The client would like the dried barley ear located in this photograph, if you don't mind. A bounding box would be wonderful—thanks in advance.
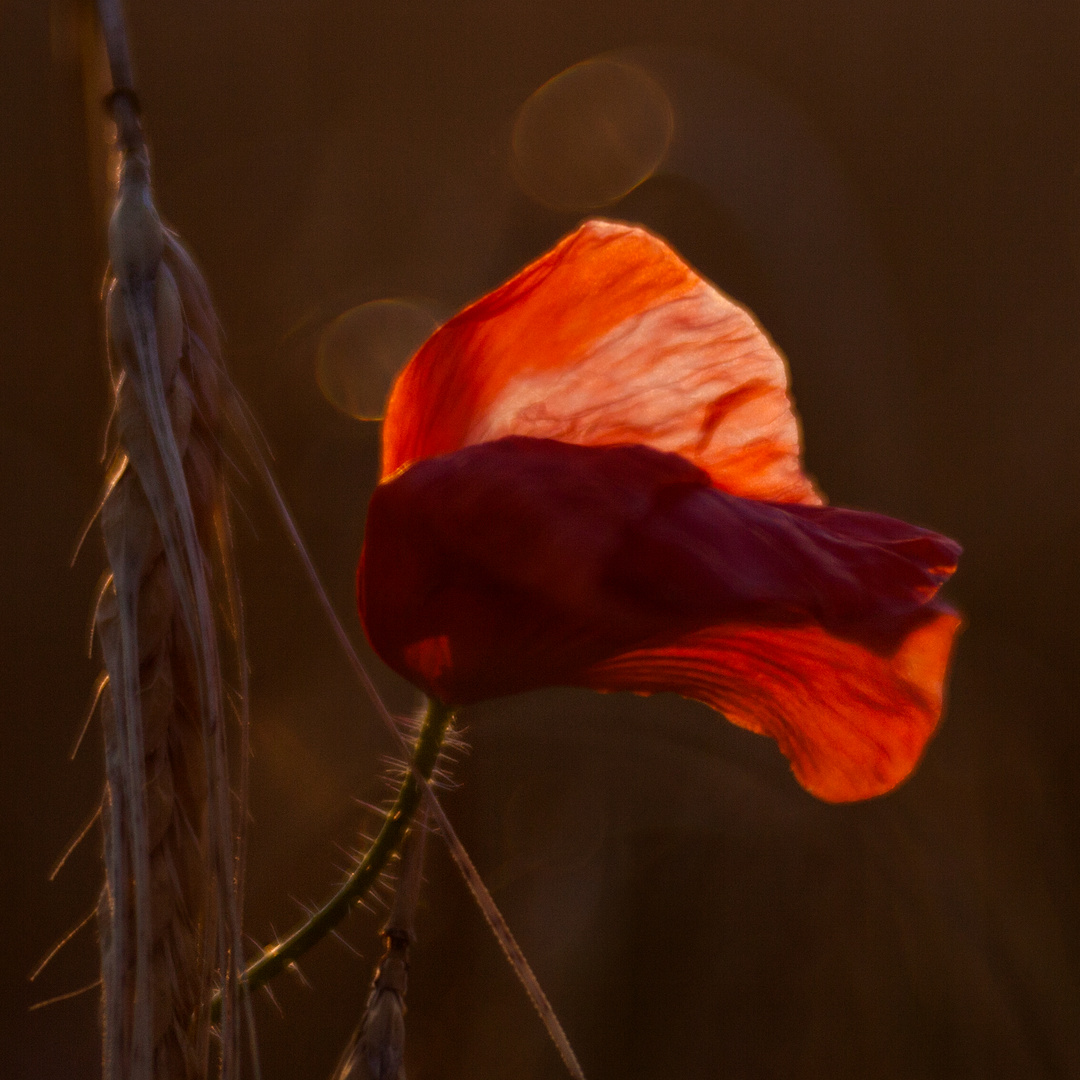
[91,13,250,1078]
[332,810,429,1080]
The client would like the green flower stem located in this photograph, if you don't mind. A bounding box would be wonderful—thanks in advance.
[211,696,454,1022]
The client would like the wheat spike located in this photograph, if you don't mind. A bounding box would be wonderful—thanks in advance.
[331,813,430,1080]
[93,94,249,1080]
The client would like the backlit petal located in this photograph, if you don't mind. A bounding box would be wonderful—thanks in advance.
[583,611,961,803]
[382,220,820,504]
[359,437,960,799]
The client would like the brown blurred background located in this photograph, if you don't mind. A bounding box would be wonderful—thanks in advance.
[3,0,1080,1077]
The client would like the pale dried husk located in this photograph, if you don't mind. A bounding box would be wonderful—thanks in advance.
[95,149,248,1080]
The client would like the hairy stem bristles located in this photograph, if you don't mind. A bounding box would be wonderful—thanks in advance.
[216,701,454,1017]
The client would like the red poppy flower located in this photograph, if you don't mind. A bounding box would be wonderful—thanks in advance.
[358,220,961,802]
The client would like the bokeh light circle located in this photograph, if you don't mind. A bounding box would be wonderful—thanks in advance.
[316,299,440,421]
[511,58,674,210]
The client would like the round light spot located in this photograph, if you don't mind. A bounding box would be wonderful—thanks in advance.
[316,299,440,420]
[512,58,673,211]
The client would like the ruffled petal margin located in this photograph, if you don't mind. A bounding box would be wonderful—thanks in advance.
[382,220,820,504]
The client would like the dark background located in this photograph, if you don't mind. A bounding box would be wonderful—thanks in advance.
[3,0,1080,1077]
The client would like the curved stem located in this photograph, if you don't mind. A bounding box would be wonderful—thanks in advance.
[211,696,453,1021]
[225,394,585,1077]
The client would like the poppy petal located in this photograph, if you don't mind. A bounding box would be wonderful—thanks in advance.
[359,437,960,799]
[582,611,961,803]
[382,220,820,504]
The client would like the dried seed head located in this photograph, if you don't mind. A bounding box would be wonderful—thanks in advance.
[93,12,251,1080]
[106,262,185,394]
[356,986,407,1080]
[332,941,411,1080]
[108,153,164,285]
[97,175,249,1080]
[373,950,408,998]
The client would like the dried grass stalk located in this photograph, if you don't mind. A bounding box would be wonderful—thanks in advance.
[94,124,248,1079]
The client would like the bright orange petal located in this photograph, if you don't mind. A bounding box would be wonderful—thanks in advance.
[582,610,962,803]
[382,220,820,504]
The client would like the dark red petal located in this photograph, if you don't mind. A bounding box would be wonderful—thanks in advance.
[358,437,961,799]
[381,220,820,504]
